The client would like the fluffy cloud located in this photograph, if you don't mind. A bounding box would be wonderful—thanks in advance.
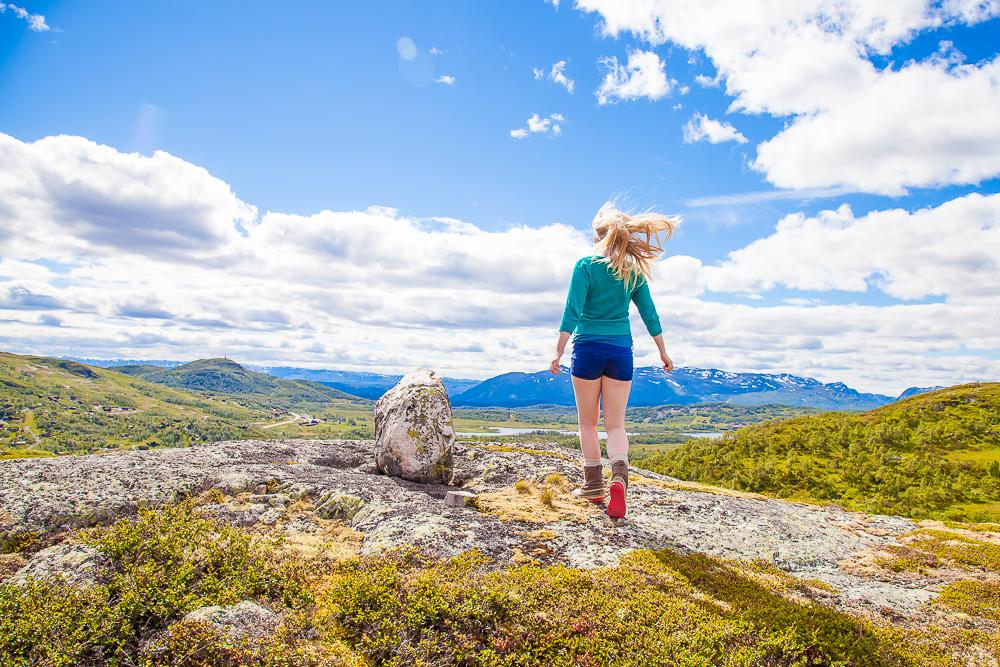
[682,113,747,144]
[0,132,997,392]
[0,133,256,264]
[595,49,670,104]
[572,0,1000,193]
[700,193,1000,300]
[509,113,565,139]
[434,74,455,85]
[753,54,1000,194]
[0,3,50,31]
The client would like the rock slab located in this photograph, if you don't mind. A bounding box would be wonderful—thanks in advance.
[13,543,112,587]
[374,367,455,483]
[182,600,280,642]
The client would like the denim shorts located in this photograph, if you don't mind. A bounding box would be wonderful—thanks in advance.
[570,341,634,381]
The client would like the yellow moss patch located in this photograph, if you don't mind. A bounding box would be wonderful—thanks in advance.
[277,516,364,562]
[474,483,599,524]
[518,528,559,541]
[543,472,568,489]
[936,580,1000,621]
[900,528,1000,572]
[510,546,541,565]
[0,553,27,580]
[942,519,1000,534]
[464,443,574,460]
[873,544,942,573]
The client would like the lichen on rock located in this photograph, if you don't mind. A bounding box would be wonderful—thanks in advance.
[373,367,455,484]
[12,543,112,588]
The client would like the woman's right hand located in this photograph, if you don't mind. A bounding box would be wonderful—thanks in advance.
[549,357,562,375]
[661,351,674,372]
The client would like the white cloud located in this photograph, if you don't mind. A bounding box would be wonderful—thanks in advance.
[549,60,575,93]
[694,73,719,87]
[699,193,1000,300]
[533,60,576,93]
[682,112,747,144]
[0,133,256,264]
[429,46,444,55]
[572,0,1000,193]
[434,74,455,85]
[595,49,670,104]
[509,113,565,139]
[0,132,998,392]
[0,3,50,31]
[753,55,1000,194]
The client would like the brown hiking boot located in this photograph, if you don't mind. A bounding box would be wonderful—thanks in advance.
[606,460,628,519]
[571,463,606,503]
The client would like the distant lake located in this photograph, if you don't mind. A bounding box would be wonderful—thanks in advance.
[456,427,635,439]
[679,431,725,439]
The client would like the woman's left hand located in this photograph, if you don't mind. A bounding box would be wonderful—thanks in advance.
[549,356,562,375]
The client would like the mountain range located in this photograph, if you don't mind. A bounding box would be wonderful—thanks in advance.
[71,356,943,410]
[451,366,902,410]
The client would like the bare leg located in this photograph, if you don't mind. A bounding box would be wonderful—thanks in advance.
[571,375,602,461]
[601,377,632,462]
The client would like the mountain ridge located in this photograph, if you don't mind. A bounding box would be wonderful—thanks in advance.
[453,365,898,410]
[66,356,966,410]
[110,358,366,408]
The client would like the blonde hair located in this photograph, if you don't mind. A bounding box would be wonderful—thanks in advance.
[591,201,680,291]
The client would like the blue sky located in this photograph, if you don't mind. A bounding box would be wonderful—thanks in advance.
[0,1,998,394]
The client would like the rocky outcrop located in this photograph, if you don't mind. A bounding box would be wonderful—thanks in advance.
[12,543,112,587]
[373,368,455,484]
[0,437,960,622]
[182,600,280,642]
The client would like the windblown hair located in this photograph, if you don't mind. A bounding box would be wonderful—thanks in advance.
[591,201,680,292]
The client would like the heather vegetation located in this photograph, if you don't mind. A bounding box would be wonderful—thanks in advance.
[0,353,372,457]
[642,383,1000,521]
[2,499,996,666]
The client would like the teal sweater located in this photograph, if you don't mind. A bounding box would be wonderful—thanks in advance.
[558,255,663,338]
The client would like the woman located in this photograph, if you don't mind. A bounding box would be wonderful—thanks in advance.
[549,202,678,519]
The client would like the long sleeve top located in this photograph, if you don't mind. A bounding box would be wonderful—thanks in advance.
[558,255,663,338]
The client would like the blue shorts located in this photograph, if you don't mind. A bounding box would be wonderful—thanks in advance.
[570,341,634,381]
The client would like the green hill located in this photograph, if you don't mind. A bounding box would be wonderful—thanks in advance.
[0,352,263,458]
[640,383,1000,521]
[111,358,363,410]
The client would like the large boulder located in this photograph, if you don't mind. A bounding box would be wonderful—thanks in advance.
[12,543,113,587]
[374,368,455,484]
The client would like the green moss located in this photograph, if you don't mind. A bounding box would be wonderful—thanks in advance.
[904,529,1000,571]
[1,502,995,666]
[641,383,1000,522]
[937,580,1000,621]
[943,519,1000,533]
[874,545,942,573]
[313,547,983,666]
[0,501,312,666]
[0,531,41,554]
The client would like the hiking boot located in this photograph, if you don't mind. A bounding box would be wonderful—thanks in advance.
[606,460,629,519]
[571,463,606,503]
